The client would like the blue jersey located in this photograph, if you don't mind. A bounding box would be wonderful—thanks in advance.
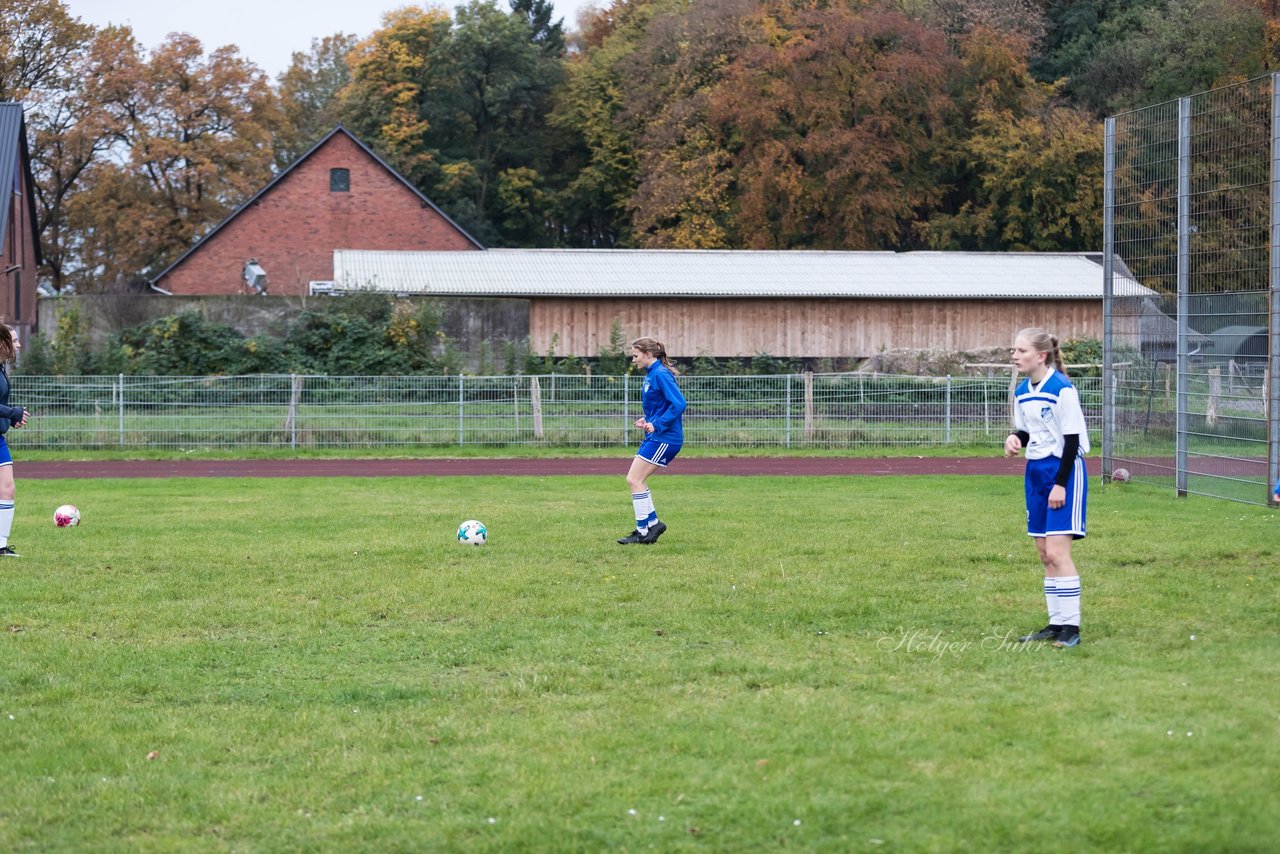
[0,368,24,435]
[641,361,686,444]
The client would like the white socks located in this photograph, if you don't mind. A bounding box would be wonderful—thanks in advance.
[1044,577,1060,625]
[1055,575,1081,627]
[631,490,656,534]
[1045,575,1082,627]
[0,500,13,547]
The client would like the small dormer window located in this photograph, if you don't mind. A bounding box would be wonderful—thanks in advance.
[330,168,350,192]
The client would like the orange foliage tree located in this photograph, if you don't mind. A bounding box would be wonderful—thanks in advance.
[68,32,281,285]
[707,1,958,249]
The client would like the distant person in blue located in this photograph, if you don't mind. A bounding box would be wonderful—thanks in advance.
[0,326,30,557]
[1004,328,1089,648]
[617,337,686,545]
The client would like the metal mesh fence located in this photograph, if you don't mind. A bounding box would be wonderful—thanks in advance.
[12,372,1101,451]
[1105,75,1280,505]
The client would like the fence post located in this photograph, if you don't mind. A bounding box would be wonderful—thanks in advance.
[803,371,814,442]
[785,375,791,448]
[531,376,543,439]
[458,374,465,446]
[118,373,125,447]
[1270,73,1280,502]
[1176,95,1191,496]
[623,373,629,442]
[945,375,952,445]
[286,374,302,449]
[1103,114,1116,477]
[1206,367,1221,428]
[983,377,990,436]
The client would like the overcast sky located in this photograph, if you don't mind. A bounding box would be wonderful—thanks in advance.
[65,0,600,79]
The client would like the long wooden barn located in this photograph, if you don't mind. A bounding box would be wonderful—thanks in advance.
[331,249,1153,360]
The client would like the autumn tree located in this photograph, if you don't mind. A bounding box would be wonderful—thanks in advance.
[547,0,652,246]
[0,0,122,290]
[0,0,85,97]
[275,33,359,167]
[340,6,453,186]
[69,33,281,285]
[916,26,1103,251]
[902,0,1047,46]
[620,0,753,248]
[706,1,958,249]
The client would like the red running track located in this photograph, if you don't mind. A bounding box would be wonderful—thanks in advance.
[19,456,1102,479]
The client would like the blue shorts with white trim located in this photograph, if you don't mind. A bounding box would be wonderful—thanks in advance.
[1025,455,1087,539]
[0,435,11,467]
[636,437,681,467]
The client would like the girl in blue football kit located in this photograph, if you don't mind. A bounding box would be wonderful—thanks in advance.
[1004,328,1089,648]
[0,326,30,558]
[617,337,686,545]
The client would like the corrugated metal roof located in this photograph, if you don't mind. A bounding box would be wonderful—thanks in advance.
[333,249,1154,299]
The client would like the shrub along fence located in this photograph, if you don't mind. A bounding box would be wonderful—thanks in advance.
[12,373,1103,450]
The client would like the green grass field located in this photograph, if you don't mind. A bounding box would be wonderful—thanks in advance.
[2,475,1277,851]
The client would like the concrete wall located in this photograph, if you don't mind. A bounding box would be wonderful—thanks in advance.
[37,294,531,372]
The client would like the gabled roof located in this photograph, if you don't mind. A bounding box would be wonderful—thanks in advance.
[333,249,1155,299]
[151,125,483,284]
[1138,297,1209,345]
[0,103,42,264]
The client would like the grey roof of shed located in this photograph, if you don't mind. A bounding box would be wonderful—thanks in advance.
[1203,325,1268,358]
[0,103,40,263]
[1139,298,1209,344]
[333,249,1154,299]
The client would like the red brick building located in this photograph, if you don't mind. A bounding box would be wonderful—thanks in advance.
[0,103,40,333]
[152,127,482,296]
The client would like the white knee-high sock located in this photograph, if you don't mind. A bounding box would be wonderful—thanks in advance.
[631,491,651,534]
[1043,576,1060,625]
[0,500,14,547]
[1056,575,1081,627]
[642,492,657,526]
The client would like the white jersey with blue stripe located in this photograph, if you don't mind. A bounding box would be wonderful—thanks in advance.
[1013,368,1090,460]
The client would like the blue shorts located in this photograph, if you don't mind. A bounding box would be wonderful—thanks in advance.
[0,435,11,467]
[636,437,681,467]
[1025,455,1087,539]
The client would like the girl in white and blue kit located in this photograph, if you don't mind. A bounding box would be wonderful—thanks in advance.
[1004,328,1089,648]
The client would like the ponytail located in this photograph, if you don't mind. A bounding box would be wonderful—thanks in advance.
[1049,335,1064,374]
